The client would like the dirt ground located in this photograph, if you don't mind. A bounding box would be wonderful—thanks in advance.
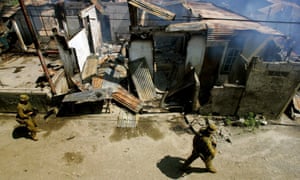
[0,112,299,180]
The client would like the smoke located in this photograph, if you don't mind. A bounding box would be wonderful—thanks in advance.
[204,0,300,55]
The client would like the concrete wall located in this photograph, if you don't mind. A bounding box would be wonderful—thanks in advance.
[211,84,245,115]
[238,58,300,119]
[0,88,51,113]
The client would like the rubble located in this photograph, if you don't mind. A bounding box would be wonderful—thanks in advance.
[1,0,300,124]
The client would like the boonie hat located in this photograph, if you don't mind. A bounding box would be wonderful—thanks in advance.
[20,94,29,101]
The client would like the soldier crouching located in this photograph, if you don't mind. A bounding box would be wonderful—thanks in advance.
[16,94,39,141]
[182,123,217,173]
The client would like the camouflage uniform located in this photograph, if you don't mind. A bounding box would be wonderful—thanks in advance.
[182,124,217,173]
[16,94,39,141]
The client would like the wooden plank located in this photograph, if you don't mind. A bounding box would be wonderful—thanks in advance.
[81,56,99,81]
[166,21,207,32]
[128,0,175,21]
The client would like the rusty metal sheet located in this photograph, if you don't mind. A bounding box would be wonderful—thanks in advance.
[112,86,143,113]
[128,58,157,102]
[172,2,283,36]
[92,77,121,91]
[92,77,104,89]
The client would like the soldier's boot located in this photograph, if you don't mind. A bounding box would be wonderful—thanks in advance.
[30,131,38,141]
[27,119,41,133]
[205,160,217,173]
[181,151,199,171]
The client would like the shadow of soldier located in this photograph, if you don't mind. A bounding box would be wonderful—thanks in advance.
[156,155,207,179]
[12,126,31,140]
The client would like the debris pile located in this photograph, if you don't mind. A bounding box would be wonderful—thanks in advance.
[59,42,145,116]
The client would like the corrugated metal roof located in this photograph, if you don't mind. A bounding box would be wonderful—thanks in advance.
[172,2,284,36]
[184,2,245,19]
[206,22,234,42]
[204,19,282,35]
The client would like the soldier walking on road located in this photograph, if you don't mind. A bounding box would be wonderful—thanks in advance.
[182,123,218,173]
[16,94,39,141]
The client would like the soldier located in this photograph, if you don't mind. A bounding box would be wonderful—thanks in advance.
[181,123,217,173]
[16,94,39,141]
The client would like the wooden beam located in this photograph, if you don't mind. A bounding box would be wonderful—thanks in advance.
[166,21,207,32]
[128,3,138,27]
[128,0,175,21]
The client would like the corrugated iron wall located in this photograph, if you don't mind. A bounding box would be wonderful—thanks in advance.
[207,27,234,42]
[128,58,157,102]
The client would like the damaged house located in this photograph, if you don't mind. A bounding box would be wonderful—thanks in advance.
[0,0,299,122]
[114,0,300,120]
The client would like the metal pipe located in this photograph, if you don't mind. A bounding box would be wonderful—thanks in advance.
[18,0,56,95]
[11,19,27,51]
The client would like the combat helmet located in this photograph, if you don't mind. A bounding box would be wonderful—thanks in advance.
[20,94,29,101]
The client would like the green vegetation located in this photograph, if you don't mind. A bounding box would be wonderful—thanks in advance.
[224,117,232,126]
[243,112,260,131]
[223,112,261,131]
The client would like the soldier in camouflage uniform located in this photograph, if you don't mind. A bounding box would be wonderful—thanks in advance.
[182,123,218,173]
[16,94,39,141]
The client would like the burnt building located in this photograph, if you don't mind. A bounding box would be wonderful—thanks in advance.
[0,0,299,121]
[125,1,300,119]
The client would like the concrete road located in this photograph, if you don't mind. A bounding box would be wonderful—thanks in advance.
[0,113,299,180]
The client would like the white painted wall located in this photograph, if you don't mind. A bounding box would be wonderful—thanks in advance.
[68,29,91,71]
[80,5,102,54]
[185,36,206,74]
[129,40,154,76]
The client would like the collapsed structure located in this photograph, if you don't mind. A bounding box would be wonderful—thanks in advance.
[0,0,299,122]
